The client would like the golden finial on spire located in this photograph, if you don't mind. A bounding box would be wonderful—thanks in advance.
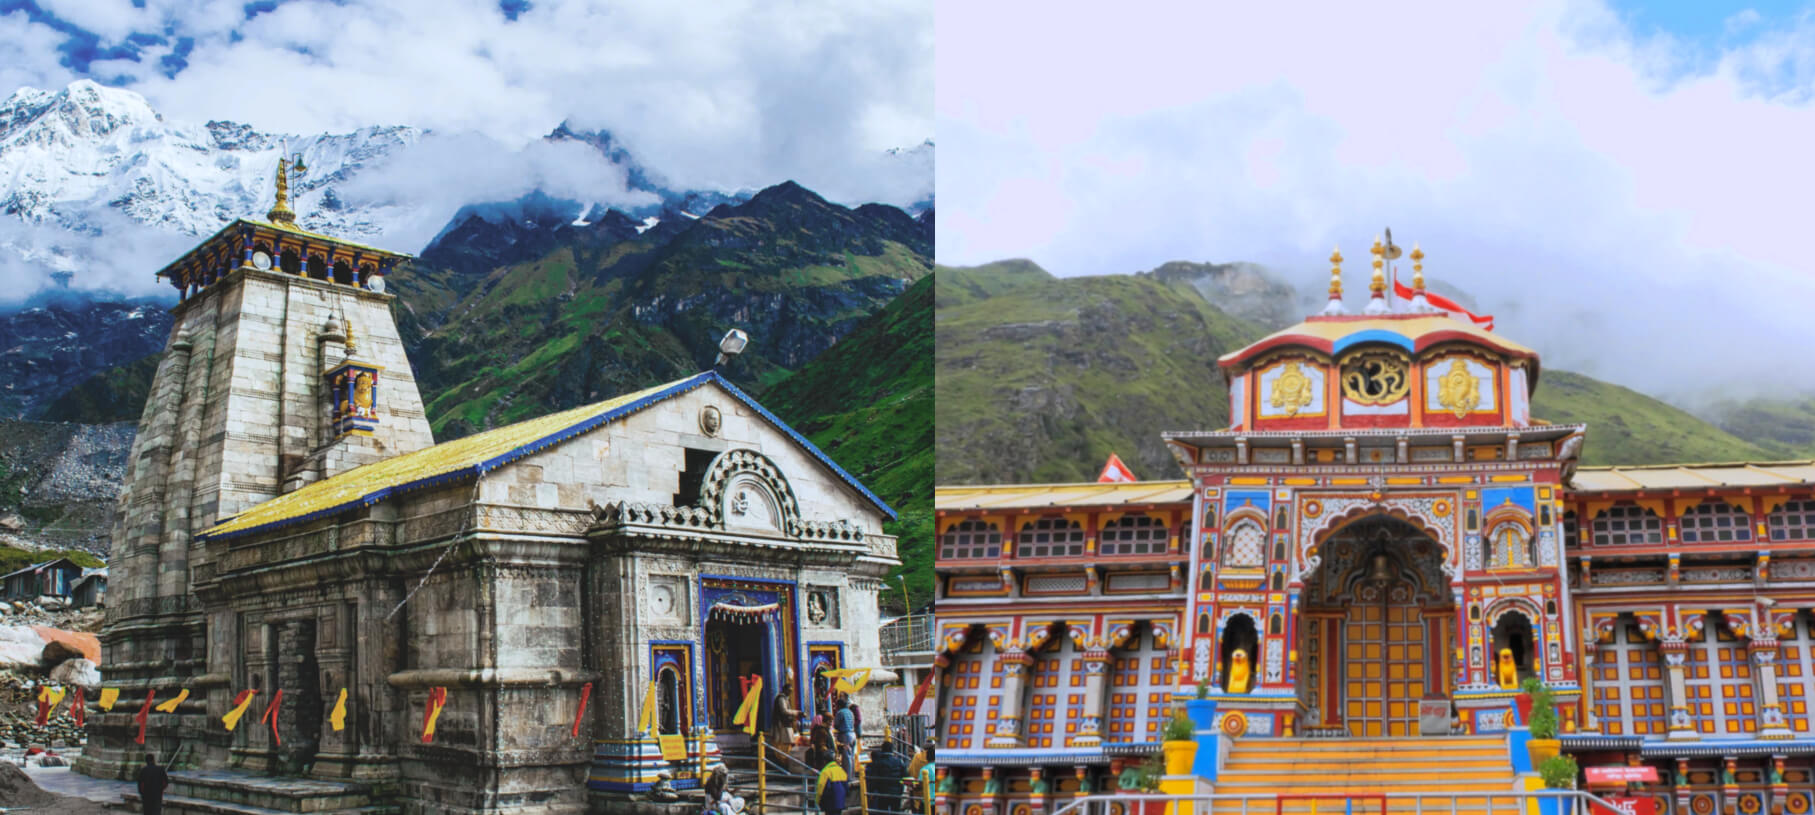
[343,317,357,354]
[1368,235,1386,296]
[1327,246,1344,299]
[1411,243,1426,293]
[267,156,297,225]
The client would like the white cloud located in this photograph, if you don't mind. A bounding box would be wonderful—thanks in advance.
[935,0,1815,399]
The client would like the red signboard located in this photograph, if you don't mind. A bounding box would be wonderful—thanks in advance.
[1590,796,1657,815]
[1585,766,1660,784]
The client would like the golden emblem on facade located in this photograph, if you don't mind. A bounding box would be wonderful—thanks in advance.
[1436,358,1480,418]
[1339,351,1409,406]
[353,372,375,417]
[1269,361,1316,417]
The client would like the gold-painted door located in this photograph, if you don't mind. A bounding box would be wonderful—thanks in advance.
[1342,603,1425,737]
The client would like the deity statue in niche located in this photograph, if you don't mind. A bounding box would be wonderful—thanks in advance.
[353,372,376,418]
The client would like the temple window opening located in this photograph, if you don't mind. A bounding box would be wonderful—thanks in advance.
[939,519,1002,560]
[1024,627,1081,748]
[1685,614,1756,735]
[1779,612,1815,734]
[1222,519,1267,568]
[1106,625,1173,743]
[1770,499,1815,541]
[941,630,999,750]
[1019,517,1085,558]
[1099,515,1166,555]
[1679,500,1754,544]
[1591,503,1664,545]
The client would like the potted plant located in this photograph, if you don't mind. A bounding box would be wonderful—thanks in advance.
[1120,753,1168,815]
[1539,754,1580,815]
[1161,711,1198,776]
[1525,680,1561,767]
[1515,676,1540,724]
[1185,680,1218,737]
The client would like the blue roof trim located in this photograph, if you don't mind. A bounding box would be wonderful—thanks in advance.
[1331,328,1414,355]
[705,371,897,521]
[202,369,894,542]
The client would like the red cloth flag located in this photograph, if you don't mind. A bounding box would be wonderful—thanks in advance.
[908,667,937,716]
[422,686,448,743]
[134,690,155,745]
[261,689,285,746]
[1097,453,1137,483]
[572,682,592,737]
[34,685,49,726]
[72,687,84,728]
[1393,277,1494,331]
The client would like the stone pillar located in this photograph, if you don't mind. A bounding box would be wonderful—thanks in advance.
[1751,640,1794,739]
[986,649,1030,748]
[1070,650,1110,747]
[1664,641,1699,740]
[1579,636,1602,733]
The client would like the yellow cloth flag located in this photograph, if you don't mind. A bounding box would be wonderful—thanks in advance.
[732,677,764,736]
[636,680,657,733]
[222,690,258,731]
[329,688,348,732]
[44,687,66,712]
[832,668,872,694]
[155,689,190,713]
[98,688,119,711]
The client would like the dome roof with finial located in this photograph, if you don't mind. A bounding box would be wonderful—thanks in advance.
[1217,236,1540,432]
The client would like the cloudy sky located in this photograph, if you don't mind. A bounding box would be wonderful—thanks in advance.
[0,0,932,253]
[938,0,1815,400]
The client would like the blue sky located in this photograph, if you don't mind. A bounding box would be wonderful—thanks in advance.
[936,0,1815,399]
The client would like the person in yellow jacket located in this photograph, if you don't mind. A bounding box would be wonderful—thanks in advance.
[815,753,850,815]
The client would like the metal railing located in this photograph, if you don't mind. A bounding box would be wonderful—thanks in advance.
[1048,790,1620,815]
[880,615,934,658]
[721,736,923,815]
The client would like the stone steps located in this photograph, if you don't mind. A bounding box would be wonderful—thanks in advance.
[121,793,397,815]
[147,770,377,814]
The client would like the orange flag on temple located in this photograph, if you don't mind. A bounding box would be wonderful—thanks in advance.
[223,690,258,731]
[732,676,764,737]
[572,683,591,738]
[422,687,448,743]
[261,689,285,746]
[134,690,155,745]
[1098,453,1136,483]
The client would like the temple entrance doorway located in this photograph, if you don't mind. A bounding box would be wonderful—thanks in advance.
[1298,516,1453,737]
[705,616,773,734]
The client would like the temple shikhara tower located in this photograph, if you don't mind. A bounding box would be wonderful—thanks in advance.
[933,235,1815,814]
[80,162,900,815]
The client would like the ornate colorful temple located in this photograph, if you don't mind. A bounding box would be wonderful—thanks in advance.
[933,239,1815,814]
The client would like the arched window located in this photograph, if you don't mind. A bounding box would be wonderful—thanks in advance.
[1679,501,1752,544]
[1222,520,1266,568]
[1684,615,1754,735]
[332,259,354,285]
[306,254,327,279]
[1770,500,1815,542]
[1491,610,1536,679]
[279,249,301,275]
[1100,515,1167,556]
[1591,503,1663,546]
[1219,614,1259,693]
[1106,625,1174,744]
[1594,620,1666,736]
[1778,612,1815,734]
[1486,523,1534,569]
[938,520,1001,560]
[1019,518,1085,558]
[1025,627,1081,749]
[940,631,1001,750]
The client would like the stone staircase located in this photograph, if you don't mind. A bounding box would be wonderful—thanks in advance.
[1209,735,1519,815]
[120,770,396,815]
[719,744,810,815]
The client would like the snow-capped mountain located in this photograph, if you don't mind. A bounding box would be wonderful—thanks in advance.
[0,80,422,240]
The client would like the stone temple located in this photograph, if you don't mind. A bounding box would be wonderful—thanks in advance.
[76,163,901,814]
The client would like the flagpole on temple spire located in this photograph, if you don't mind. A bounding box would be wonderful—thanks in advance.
[1382,227,1402,312]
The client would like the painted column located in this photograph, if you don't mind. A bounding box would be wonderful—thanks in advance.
[1028,768,1046,815]
[1071,649,1110,747]
[1663,640,1699,740]
[1579,626,1602,733]
[1751,639,1793,739]
[980,767,1001,815]
[986,649,1030,748]
[933,766,952,815]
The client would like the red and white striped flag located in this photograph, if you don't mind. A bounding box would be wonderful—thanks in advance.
[1394,277,1494,331]
[1097,453,1137,483]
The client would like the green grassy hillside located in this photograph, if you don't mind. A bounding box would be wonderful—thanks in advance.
[764,274,932,612]
[937,262,1264,484]
[937,259,1796,485]
[1697,395,1815,460]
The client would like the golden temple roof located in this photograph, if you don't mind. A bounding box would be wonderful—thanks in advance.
[1217,313,1539,373]
[935,480,1193,512]
[200,369,897,541]
[1569,461,1815,494]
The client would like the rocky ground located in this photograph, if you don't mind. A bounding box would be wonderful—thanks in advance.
[0,760,109,813]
